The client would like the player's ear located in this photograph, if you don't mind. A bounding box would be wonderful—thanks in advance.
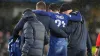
[49,10,53,12]
[68,9,73,14]
[62,12,65,14]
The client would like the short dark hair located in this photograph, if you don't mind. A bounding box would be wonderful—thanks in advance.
[36,1,46,10]
[49,3,59,11]
[60,3,72,13]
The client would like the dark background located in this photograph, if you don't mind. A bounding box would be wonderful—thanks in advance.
[0,0,100,44]
[0,0,100,55]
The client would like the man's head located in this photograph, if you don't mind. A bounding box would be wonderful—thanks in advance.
[36,1,46,11]
[23,8,36,19]
[60,3,73,15]
[48,3,59,12]
[23,8,32,14]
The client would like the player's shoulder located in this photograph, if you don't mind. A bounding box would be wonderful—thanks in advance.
[54,13,64,19]
[61,14,70,19]
[60,14,69,18]
[60,14,68,17]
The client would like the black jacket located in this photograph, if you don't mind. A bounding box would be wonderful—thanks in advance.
[22,19,46,56]
[66,19,92,51]
[21,10,46,56]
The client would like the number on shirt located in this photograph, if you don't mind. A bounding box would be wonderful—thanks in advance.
[55,19,66,27]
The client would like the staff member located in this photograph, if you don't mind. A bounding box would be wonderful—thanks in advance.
[95,33,100,56]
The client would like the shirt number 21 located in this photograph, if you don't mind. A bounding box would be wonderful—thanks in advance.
[55,19,66,27]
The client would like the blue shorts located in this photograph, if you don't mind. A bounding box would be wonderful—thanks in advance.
[48,38,68,56]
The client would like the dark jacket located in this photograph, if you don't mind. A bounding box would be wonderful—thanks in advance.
[22,19,46,56]
[66,19,92,51]
[87,34,92,56]
[21,11,46,56]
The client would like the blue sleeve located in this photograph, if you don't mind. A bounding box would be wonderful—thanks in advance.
[47,12,52,16]
[32,10,54,19]
[32,10,43,14]
[68,12,82,21]
[33,10,49,16]
[47,12,56,20]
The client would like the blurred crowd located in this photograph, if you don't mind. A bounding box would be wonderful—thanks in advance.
[0,30,11,56]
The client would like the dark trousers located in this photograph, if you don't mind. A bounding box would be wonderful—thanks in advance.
[68,48,86,56]
[98,48,100,56]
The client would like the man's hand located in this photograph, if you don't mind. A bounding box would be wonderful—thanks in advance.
[13,35,20,42]
[94,48,99,56]
[70,11,78,15]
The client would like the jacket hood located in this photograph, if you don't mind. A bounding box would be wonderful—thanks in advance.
[22,11,38,21]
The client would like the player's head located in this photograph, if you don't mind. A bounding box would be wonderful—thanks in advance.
[48,3,59,12]
[36,1,46,11]
[60,3,72,14]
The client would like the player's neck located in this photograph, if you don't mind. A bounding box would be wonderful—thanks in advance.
[66,13,69,15]
[36,9,46,11]
[53,11,59,14]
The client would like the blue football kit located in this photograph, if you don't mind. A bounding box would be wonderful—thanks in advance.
[47,11,82,56]
[47,12,68,56]
[8,36,21,56]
